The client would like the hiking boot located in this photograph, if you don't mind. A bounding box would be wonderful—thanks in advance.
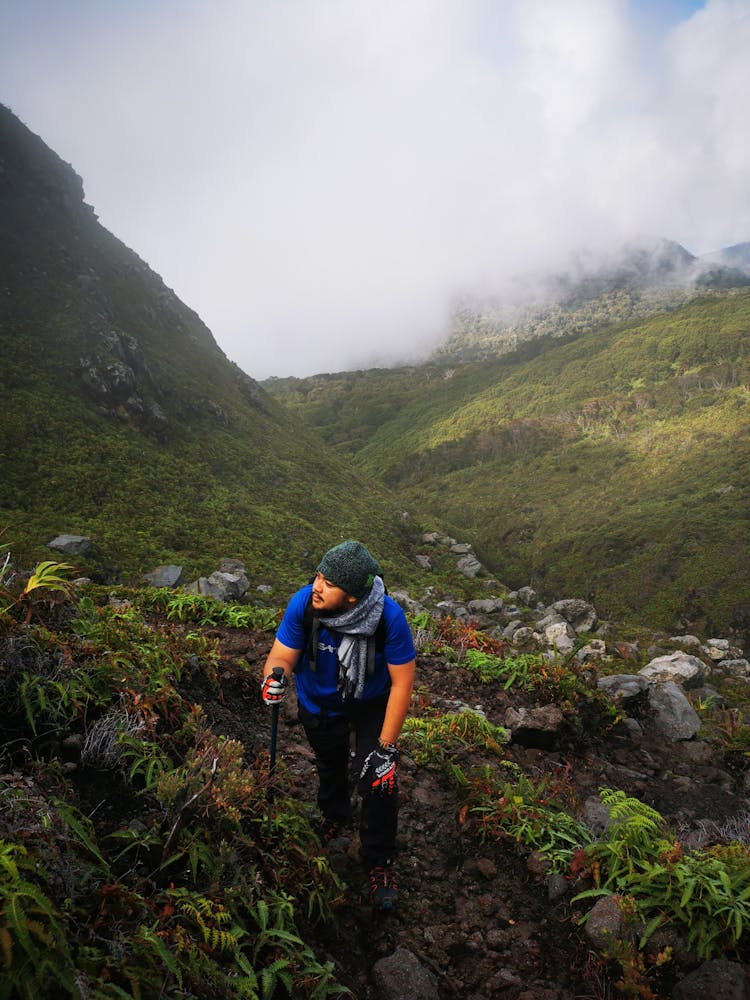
[368,865,398,910]
[316,817,344,846]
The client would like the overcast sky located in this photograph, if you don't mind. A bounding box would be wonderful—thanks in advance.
[2,0,749,378]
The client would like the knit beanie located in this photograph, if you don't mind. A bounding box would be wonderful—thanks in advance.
[316,540,381,599]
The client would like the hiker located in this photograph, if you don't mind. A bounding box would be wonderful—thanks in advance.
[260,540,416,909]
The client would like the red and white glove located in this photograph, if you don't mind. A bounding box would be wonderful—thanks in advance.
[260,670,288,705]
[360,743,398,796]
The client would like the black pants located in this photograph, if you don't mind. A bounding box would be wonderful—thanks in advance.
[299,695,397,867]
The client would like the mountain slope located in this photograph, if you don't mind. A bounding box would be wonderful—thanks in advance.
[266,293,750,635]
[0,105,424,590]
[433,238,750,363]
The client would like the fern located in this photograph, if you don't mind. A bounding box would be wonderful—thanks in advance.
[0,841,75,998]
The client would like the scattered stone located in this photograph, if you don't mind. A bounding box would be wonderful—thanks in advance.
[504,704,564,748]
[597,674,649,706]
[456,553,483,578]
[584,895,626,950]
[371,947,439,1000]
[47,534,93,557]
[672,958,750,1000]
[142,565,183,588]
[581,795,613,835]
[719,659,750,678]
[542,620,576,655]
[639,651,709,688]
[550,598,598,633]
[648,681,701,741]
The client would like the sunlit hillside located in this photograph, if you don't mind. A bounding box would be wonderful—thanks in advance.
[266,290,750,635]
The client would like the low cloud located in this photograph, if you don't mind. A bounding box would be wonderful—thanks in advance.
[2,0,749,377]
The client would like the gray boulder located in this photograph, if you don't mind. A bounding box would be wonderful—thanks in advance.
[639,651,709,688]
[47,534,93,557]
[542,619,576,655]
[207,570,248,602]
[467,598,504,614]
[648,681,701,741]
[597,674,649,706]
[551,598,598,633]
[456,553,483,578]
[504,704,564,748]
[143,565,183,588]
[186,577,223,600]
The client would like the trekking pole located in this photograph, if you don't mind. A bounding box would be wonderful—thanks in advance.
[266,666,285,833]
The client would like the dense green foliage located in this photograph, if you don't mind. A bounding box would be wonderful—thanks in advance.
[0,561,349,999]
[266,290,750,633]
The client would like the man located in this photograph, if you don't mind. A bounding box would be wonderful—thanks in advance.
[261,540,416,909]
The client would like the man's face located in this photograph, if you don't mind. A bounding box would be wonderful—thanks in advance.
[311,572,358,615]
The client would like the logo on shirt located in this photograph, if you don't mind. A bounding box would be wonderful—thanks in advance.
[317,641,336,654]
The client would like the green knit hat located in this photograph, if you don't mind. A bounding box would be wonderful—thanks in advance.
[316,540,381,599]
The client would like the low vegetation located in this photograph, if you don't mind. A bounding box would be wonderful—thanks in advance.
[2,558,750,996]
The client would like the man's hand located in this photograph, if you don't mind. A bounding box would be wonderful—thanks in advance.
[360,743,398,796]
[260,669,288,705]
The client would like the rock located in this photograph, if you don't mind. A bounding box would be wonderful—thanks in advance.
[391,589,428,615]
[648,681,701,741]
[371,946,439,1000]
[669,634,703,650]
[672,959,750,1000]
[47,534,93,557]
[548,873,568,901]
[414,554,432,570]
[551,598,598,633]
[584,895,626,950]
[421,532,440,545]
[581,795,613,835]
[542,620,576,655]
[576,639,607,662]
[705,638,744,662]
[719,659,750,678]
[456,553,483,578]
[597,674,649,706]
[450,542,472,554]
[502,620,524,640]
[639,651,709,688]
[504,704,564,748]
[517,586,537,606]
[142,565,183,588]
[207,570,248,601]
[185,577,223,600]
[467,598,504,614]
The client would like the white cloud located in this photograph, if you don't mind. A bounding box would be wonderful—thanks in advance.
[1,0,748,377]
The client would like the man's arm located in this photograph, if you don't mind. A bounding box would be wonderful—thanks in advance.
[263,638,301,680]
[379,660,415,746]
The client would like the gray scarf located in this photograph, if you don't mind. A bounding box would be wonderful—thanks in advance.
[319,575,385,700]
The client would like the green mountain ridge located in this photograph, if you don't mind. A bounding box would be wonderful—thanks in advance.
[0,105,426,593]
[265,293,750,637]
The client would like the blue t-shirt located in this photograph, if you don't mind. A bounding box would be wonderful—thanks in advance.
[276,584,416,715]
